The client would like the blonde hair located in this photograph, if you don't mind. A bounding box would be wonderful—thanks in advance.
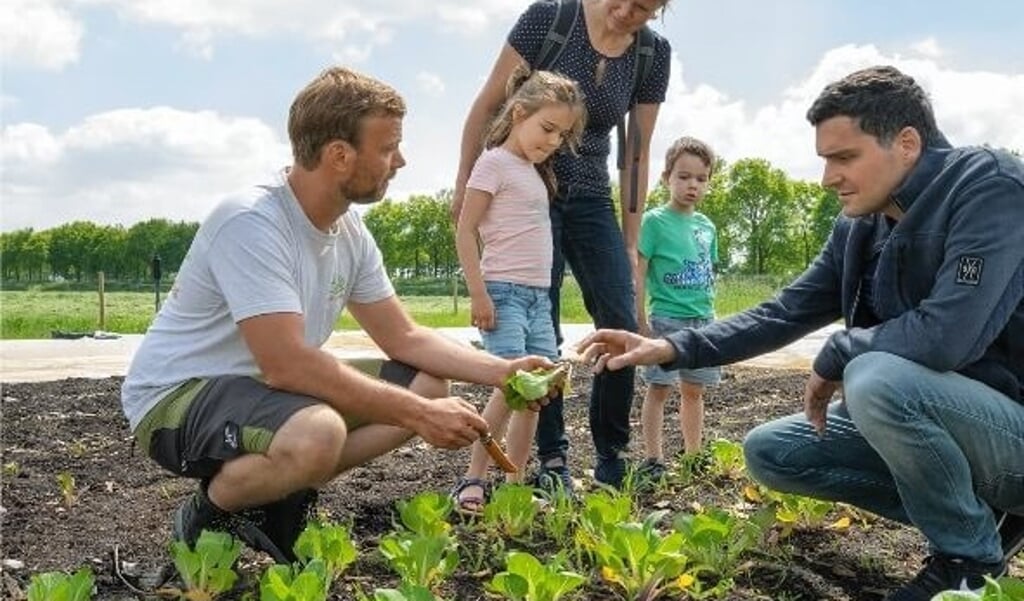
[288,66,406,170]
[484,66,587,199]
[663,136,716,178]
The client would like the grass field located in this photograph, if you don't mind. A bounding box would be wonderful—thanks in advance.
[0,276,783,339]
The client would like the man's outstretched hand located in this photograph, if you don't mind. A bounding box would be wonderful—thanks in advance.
[575,329,676,373]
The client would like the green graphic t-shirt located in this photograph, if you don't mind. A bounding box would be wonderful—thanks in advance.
[638,206,718,318]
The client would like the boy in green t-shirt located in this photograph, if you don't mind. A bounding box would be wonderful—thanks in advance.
[635,136,721,478]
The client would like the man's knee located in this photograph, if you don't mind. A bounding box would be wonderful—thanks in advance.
[410,372,449,399]
[844,351,918,423]
[270,406,347,480]
[743,421,788,487]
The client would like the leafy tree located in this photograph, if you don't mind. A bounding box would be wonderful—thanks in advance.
[364,199,411,277]
[789,181,840,270]
[720,159,794,274]
[0,229,34,281]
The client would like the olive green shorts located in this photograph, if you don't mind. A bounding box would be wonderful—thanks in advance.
[134,359,418,479]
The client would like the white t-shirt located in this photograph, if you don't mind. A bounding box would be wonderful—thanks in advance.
[467,147,553,288]
[121,170,394,430]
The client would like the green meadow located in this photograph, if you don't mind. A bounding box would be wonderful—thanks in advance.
[0,276,783,339]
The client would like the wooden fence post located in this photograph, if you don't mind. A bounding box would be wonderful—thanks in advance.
[97,271,106,331]
[452,274,459,314]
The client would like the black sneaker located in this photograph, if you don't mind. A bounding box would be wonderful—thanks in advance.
[171,488,291,564]
[593,456,627,489]
[997,511,1024,562]
[533,461,575,497]
[636,458,668,483]
[885,554,1006,601]
[255,489,319,563]
[172,489,229,546]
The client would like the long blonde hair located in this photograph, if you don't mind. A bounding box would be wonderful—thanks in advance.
[484,66,586,199]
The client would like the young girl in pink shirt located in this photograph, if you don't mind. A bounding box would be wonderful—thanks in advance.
[453,68,586,513]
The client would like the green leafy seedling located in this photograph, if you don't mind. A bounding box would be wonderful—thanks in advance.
[27,567,94,601]
[56,471,77,507]
[293,522,357,578]
[487,551,586,601]
[3,461,20,478]
[260,558,329,601]
[165,529,242,600]
[378,532,459,590]
[482,483,538,539]
[395,491,454,538]
[707,439,746,479]
[503,363,571,410]
[673,507,762,579]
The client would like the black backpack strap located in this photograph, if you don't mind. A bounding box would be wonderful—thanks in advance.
[620,25,656,212]
[535,0,580,69]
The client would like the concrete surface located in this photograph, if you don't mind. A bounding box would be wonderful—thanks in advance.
[0,323,841,383]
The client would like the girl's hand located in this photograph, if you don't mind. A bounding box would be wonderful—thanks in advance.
[470,294,496,331]
[504,355,559,411]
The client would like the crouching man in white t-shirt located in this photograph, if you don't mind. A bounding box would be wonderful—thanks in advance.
[121,66,554,563]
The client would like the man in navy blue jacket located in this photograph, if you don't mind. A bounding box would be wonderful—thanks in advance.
[577,65,1023,600]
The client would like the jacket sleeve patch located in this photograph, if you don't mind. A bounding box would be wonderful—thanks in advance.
[955,256,984,286]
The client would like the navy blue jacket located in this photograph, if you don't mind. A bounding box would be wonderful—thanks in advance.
[665,142,1024,403]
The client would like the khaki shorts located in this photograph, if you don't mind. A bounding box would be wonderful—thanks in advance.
[134,359,417,479]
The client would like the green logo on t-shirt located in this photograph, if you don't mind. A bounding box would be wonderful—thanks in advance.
[329,275,347,300]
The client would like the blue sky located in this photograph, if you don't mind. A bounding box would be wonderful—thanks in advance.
[2,0,1023,231]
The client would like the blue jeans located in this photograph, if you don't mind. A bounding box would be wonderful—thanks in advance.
[536,192,638,463]
[479,281,558,361]
[744,351,1024,563]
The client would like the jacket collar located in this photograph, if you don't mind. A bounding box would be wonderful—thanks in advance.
[890,131,953,214]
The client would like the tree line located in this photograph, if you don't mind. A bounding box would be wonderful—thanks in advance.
[0,157,838,285]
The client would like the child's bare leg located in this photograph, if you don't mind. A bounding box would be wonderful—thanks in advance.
[504,404,539,484]
[457,388,509,506]
[678,381,706,454]
[641,384,672,461]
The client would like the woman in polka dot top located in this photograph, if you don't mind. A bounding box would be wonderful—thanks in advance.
[452,0,672,490]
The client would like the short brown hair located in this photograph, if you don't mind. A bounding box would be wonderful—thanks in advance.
[806,65,939,147]
[288,66,406,170]
[663,136,715,178]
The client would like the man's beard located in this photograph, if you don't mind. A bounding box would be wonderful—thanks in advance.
[341,176,390,205]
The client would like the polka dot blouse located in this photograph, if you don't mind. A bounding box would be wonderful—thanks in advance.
[508,0,671,198]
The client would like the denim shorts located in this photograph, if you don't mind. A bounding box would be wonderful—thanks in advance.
[641,315,722,386]
[480,281,558,361]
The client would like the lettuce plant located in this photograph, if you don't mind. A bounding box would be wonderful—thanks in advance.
[293,522,357,579]
[587,511,694,601]
[395,491,454,538]
[487,551,586,601]
[26,567,94,601]
[166,529,241,600]
[378,532,459,590]
[482,483,538,539]
[503,364,571,410]
[260,558,329,601]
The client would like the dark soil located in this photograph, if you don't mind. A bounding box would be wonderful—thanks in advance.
[2,366,1020,600]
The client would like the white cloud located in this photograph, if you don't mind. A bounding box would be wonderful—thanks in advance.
[649,44,1024,190]
[1,108,290,230]
[0,0,83,70]
[77,0,523,58]
[911,37,944,60]
[416,72,446,97]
